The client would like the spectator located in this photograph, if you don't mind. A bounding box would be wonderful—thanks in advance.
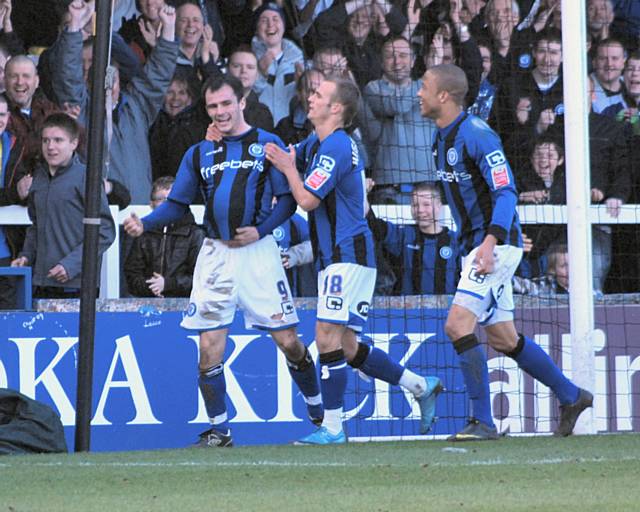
[149,71,199,181]
[361,35,437,204]
[367,182,461,295]
[275,67,322,145]
[51,1,179,203]
[251,2,304,124]
[175,2,221,84]
[496,28,564,163]
[0,92,29,309]
[514,242,569,295]
[307,0,405,56]
[481,0,536,88]
[588,0,616,47]
[601,50,640,125]
[517,135,565,205]
[467,38,498,121]
[343,5,384,90]
[5,55,61,174]
[591,38,626,113]
[170,0,243,54]
[312,46,349,78]
[227,45,274,130]
[11,114,115,299]
[125,176,203,297]
[120,0,167,63]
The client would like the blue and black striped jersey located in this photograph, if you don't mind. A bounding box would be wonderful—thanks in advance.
[433,112,522,256]
[169,127,291,240]
[296,129,375,270]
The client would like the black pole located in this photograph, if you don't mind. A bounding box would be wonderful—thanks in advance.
[74,0,113,453]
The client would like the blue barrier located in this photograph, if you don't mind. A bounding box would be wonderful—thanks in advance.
[0,305,638,451]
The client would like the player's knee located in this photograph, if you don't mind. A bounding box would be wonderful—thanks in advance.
[490,332,523,356]
[445,318,466,341]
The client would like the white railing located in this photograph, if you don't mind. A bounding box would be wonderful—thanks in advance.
[1,204,638,298]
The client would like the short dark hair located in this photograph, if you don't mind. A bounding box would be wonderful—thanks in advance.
[532,135,564,158]
[413,181,443,201]
[41,113,80,140]
[429,64,468,106]
[0,92,8,106]
[152,175,176,193]
[535,28,562,48]
[324,74,360,127]
[170,70,199,102]
[229,44,256,60]
[382,34,411,50]
[201,74,244,101]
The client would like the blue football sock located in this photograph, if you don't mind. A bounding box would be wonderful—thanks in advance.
[455,336,494,428]
[198,363,229,433]
[319,350,348,410]
[511,335,580,405]
[359,345,404,385]
[287,347,322,406]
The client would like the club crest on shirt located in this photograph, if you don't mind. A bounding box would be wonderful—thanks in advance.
[249,143,265,158]
[447,148,458,165]
[306,168,330,190]
[440,246,453,259]
[491,165,510,188]
[272,227,285,241]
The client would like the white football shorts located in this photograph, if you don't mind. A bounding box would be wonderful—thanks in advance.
[453,244,523,326]
[181,235,299,332]
[316,262,376,333]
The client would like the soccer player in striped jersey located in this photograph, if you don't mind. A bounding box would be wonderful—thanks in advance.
[124,75,322,448]
[418,64,593,441]
[367,181,461,295]
[265,75,443,445]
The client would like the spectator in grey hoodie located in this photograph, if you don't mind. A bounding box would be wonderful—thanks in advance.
[11,113,115,298]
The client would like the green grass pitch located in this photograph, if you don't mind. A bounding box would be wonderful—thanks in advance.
[1,434,639,511]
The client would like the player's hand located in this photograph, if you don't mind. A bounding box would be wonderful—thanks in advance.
[225,226,260,248]
[474,235,497,275]
[146,272,165,297]
[605,197,623,218]
[48,264,69,283]
[11,256,28,267]
[265,143,296,176]
[124,212,144,237]
[206,122,223,142]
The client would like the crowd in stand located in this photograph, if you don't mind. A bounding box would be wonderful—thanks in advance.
[1,0,640,305]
